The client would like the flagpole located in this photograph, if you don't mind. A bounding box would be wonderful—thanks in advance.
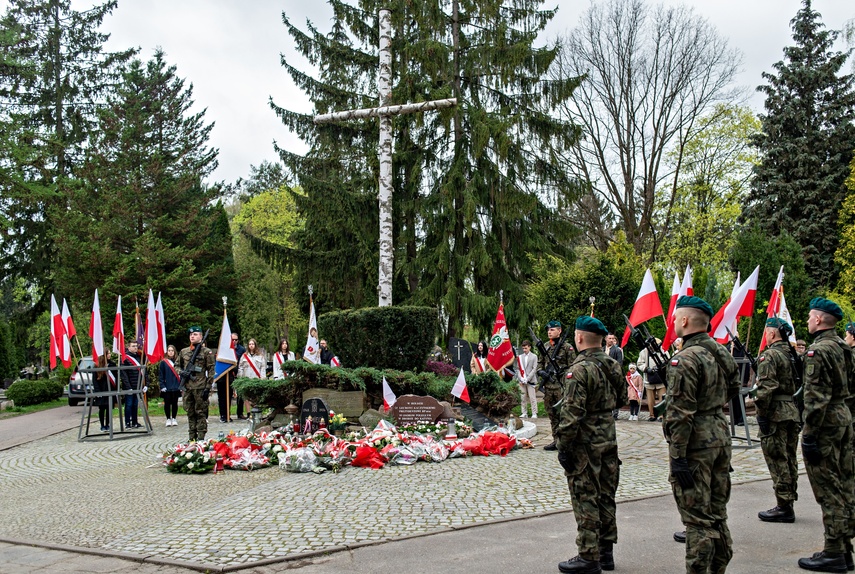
[589,296,596,318]
[223,296,230,421]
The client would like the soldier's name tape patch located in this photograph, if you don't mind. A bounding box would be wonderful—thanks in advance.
[671,359,679,366]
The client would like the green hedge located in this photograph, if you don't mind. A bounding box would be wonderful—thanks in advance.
[317,306,437,371]
[233,361,518,419]
[6,378,65,406]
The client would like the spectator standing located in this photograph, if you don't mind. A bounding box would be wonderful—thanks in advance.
[606,333,624,420]
[272,338,296,380]
[627,364,643,421]
[93,351,117,432]
[159,345,181,427]
[120,340,145,429]
[237,338,265,415]
[637,339,668,422]
[517,340,538,418]
[319,339,334,365]
[229,333,246,420]
[470,341,488,373]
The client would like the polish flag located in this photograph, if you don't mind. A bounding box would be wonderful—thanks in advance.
[144,289,163,362]
[662,270,688,351]
[60,298,74,368]
[486,303,514,372]
[331,356,341,367]
[451,367,470,403]
[90,290,104,362]
[155,292,167,358]
[777,289,797,344]
[112,295,126,360]
[759,266,792,351]
[683,265,694,297]
[709,272,740,340]
[711,266,760,343]
[622,269,665,347]
[49,294,65,369]
[382,376,397,411]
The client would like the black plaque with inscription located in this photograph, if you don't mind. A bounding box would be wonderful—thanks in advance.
[300,397,330,433]
[390,395,445,426]
[448,337,473,372]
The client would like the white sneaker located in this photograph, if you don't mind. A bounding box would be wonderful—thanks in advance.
[172,418,178,426]
[521,412,528,418]
[531,414,537,419]
[166,419,171,427]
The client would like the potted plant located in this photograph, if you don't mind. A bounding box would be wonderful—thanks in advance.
[329,411,348,436]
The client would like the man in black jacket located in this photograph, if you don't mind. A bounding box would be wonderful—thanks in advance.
[121,341,146,429]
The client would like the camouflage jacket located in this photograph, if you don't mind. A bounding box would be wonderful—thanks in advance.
[177,344,215,390]
[663,333,739,459]
[556,348,624,454]
[802,329,852,435]
[536,339,576,389]
[755,341,800,422]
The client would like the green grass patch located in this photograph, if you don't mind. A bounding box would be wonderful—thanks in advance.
[0,398,69,419]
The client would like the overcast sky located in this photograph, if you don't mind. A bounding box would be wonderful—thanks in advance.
[88,0,855,185]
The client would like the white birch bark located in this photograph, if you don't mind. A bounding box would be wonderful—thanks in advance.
[377,7,393,307]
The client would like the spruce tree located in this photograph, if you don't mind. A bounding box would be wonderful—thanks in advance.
[744,0,855,288]
[271,0,581,340]
[52,50,233,342]
[0,0,134,297]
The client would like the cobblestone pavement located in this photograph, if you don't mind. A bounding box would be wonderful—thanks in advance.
[0,410,778,569]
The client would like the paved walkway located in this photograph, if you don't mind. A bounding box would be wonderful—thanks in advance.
[0,406,816,573]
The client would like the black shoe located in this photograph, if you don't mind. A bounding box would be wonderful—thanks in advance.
[674,531,686,543]
[845,551,854,572]
[798,552,847,572]
[759,504,795,523]
[598,547,614,571]
[558,555,602,574]
[220,417,227,422]
[544,442,558,451]
[648,416,659,422]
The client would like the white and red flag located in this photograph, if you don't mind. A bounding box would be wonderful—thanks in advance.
[709,272,740,340]
[144,289,163,362]
[683,265,694,296]
[49,294,65,369]
[331,356,341,367]
[758,266,797,350]
[662,270,687,351]
[112,295,126,360]
[61,298,75,367]
[451,367,470,403]
[382,376,397,411]
[622,269,665,347]
[155,292,167,358]
[711,266,759,343]
[90,290,104,362]
[486,303,514,372]
[303,293,320,364]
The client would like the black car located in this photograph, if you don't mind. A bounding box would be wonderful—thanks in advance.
[67,356,95,406]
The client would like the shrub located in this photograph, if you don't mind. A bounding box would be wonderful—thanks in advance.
[318,306,437,371]
[424,360,459,377]
[6,378,64,406]
[233,360,519,419]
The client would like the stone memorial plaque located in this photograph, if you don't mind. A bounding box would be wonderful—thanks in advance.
[390,394,445,426]
[449,337,473,372]
[300,397,330,433]
[304,388,366,419]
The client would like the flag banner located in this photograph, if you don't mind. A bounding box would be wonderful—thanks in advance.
[759,267,795,351]
[662,270,685,351]
[451,368,470,403]
[683,265,694,297]
[303,295,320,364]
[90,290,104,362]
[622,268,665,347]
[382,376,397,411]
[61,298,74,367]
[331,356,341,367]
[155,292,167,358]
[49,294,64,369]
[144,290,163,363]
[112,295,126,360]
[778,290,797,344]
[709,272,740,340]
[712,266,759,343]
[486,303,514,372]
[214,310,237,383]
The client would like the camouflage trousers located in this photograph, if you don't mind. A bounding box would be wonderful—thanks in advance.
[671,445,732,574]
[565,444,620,559]
[805,424,855,553]
[543,384,562,441]
[759,420,800,503]
[183,388,210,441]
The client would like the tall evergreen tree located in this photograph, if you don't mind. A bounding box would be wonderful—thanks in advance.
[0,0,134,300]
[743,0,855,288]
[271,0,581,340]
[52,50,233,343]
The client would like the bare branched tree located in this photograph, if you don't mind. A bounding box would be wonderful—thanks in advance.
[553,0,743,259]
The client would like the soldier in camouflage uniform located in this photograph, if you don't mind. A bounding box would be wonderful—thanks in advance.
[556,316,626,574]
[538,320,576,451]
[797,298,855,573]
[664,296,739,574]
[177,326,215,442]
[755,318,801,523]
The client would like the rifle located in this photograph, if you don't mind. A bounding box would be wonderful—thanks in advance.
[725,326,758,400]
[529,326,569,393]
[624,315,671,417]
[179,329,211,391]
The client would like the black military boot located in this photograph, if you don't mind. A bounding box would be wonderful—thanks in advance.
[759,502,795,523]
[673,530,686,543]
[797,551,847,572]
[598,543,615,571]
[544,441,558,451]
[845,551,854,571]
[558,555,602,574]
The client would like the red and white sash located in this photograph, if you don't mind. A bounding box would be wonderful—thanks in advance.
[164,358,179,380]
[243,354,262,378]
[275,352,284,366]
[474,356,486,373]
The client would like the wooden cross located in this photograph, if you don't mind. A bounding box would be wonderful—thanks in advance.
[314,8,456,307]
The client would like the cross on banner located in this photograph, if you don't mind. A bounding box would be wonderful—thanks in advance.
[313,8,457,307]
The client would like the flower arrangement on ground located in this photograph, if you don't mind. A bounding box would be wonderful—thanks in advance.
[164,441,217,474]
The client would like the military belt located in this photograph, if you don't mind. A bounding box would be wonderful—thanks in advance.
[772,394,794,402]
[695,408,721,416]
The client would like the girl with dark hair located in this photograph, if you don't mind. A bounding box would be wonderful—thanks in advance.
[159,345,181,427]
[272,338,295,380]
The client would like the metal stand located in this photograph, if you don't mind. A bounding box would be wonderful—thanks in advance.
[729,357,755,448]
[77,363,152,441]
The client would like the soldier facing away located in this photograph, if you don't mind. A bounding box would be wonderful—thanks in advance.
[797,298,855,573]
[556,316,626,574]
[664,296,739,574]
[538,320,576,451]
[177,325,215,442]
[755,318,801,523]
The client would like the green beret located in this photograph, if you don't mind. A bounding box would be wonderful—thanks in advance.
[546,320,562,329]
[846,322,855,335]
[575,316,608,336]
[765,317,793,335]
[187,325,202,333]
[809,297,843,321]
[675,295,714,319]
